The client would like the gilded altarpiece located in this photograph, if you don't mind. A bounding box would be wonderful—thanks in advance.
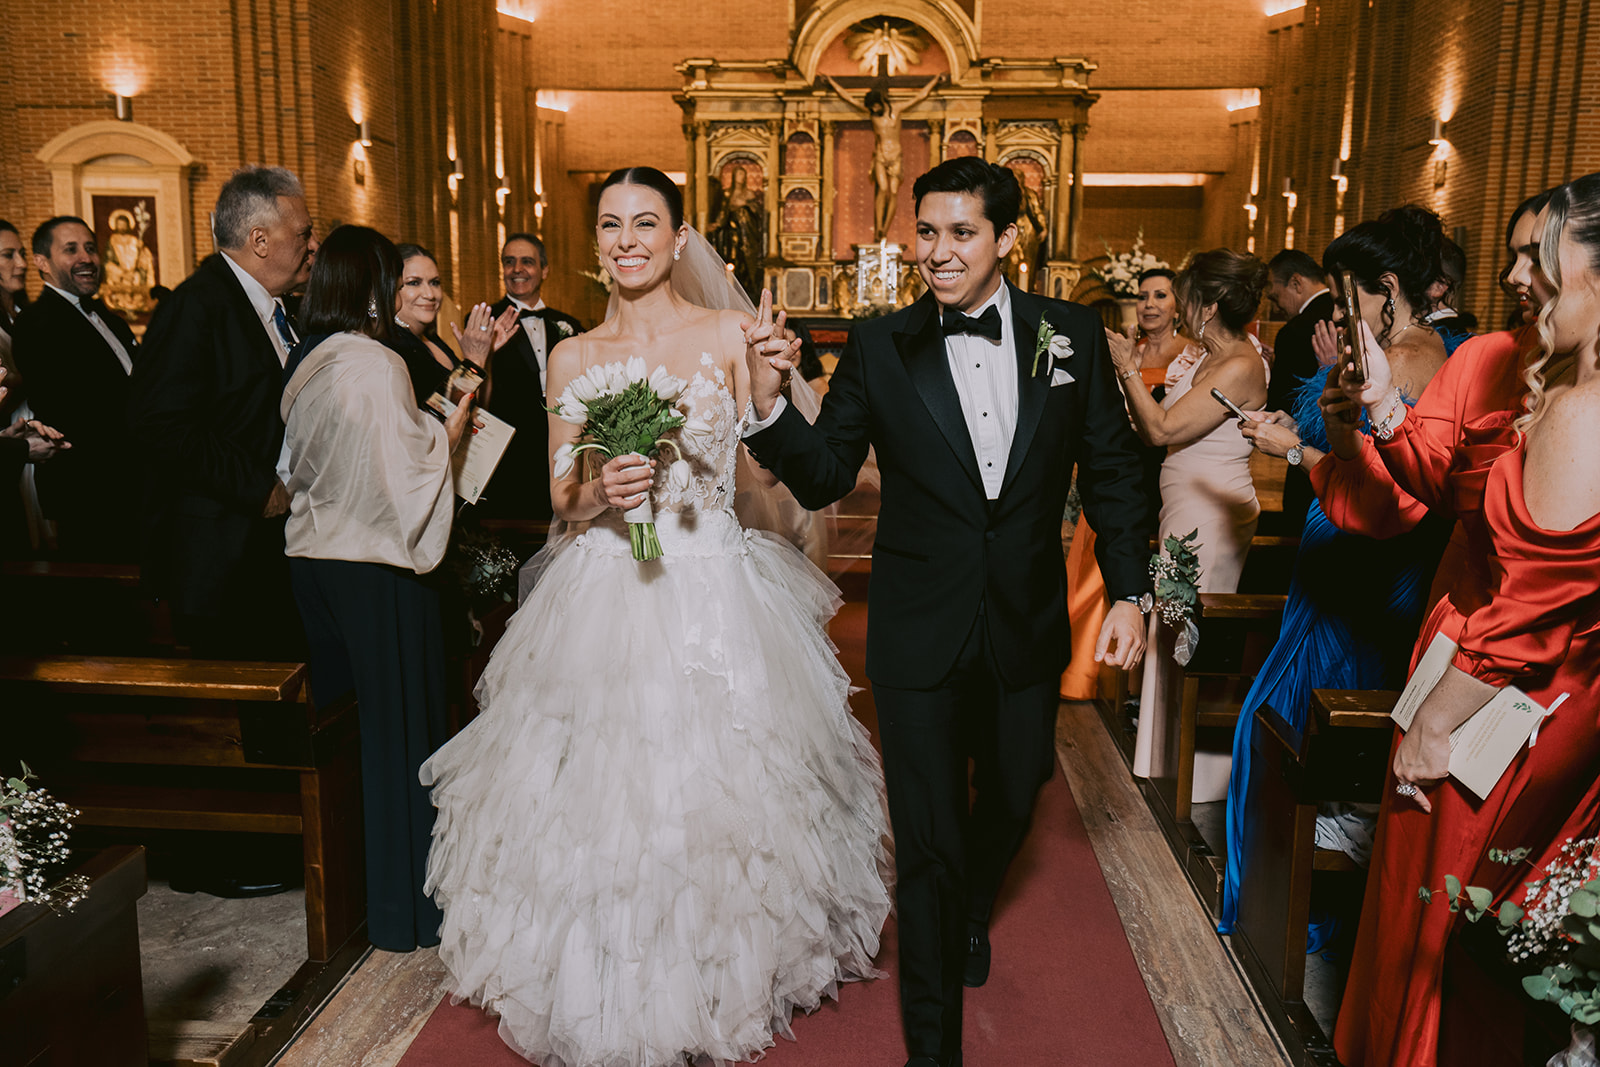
[675,1,1098,315]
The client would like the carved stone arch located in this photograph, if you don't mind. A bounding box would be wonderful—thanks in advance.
[792,0,979,83]
[36,120,197,285]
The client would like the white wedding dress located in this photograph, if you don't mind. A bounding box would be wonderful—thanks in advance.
[420,354,893,1067]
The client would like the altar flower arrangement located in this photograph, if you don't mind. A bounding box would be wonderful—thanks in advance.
[1150,529,1202,665]
[1092,231,1170,299]
[1,763,91,917]
[548,358,690,561]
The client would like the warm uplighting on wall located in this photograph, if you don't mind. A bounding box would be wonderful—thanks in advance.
[534,91,570,112]
[1264,0,1306,13]
[1243,196,1258,224]
[496,186,511,210]
[1227,89,1262,112]
[1331,157,1349,194]
[497,0,536,21]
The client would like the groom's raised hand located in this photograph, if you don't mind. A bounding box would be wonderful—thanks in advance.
[1094,600,1146,670]
[743,289,800,421]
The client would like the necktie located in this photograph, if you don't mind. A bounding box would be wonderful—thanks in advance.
[941,305,1003,342]
[272,302,297,352]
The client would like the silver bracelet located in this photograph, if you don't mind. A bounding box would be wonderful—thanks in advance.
[1371,390,1406,441]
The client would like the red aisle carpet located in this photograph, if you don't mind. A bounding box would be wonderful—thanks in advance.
[396,766,1174,1067]
[398,597,1175,1066]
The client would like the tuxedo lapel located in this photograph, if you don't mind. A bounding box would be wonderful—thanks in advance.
[895,295,983,492]
[999,284,1050,498]
[206,256,281,374]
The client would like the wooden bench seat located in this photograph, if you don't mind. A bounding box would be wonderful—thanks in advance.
[2,655,363,964]
[1230,687,1397,1065]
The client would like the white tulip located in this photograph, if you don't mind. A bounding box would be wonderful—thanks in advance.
[666,459,692,493]
[585,365,612,397]
[552,443,576,480]
[568,374,600,403]
[557,400,589,426]
[649,364,685,401]
[605,363,629,393]
[625,356,648,384]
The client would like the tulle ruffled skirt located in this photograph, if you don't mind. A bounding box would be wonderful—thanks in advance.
[421,508,893,1066]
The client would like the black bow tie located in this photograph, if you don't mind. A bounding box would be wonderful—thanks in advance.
[518,307,544,319]
[941,305,1003,342]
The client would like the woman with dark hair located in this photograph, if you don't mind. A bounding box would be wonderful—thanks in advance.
[1109,248,1270,802]
[391,243,518,407]
[1218,205,1458,937]
[0,220,29,419]
[1326,177,1600,1067]
[281,224,476,953]
[421,166,890,1064]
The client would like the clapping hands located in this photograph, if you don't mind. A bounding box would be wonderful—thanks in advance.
[453,302,522,367]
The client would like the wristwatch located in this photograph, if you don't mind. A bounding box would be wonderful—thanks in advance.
[1285,443,1304,467]
[1123,593,1154,616]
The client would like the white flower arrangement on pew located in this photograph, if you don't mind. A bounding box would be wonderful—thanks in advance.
[1092,231,1170,300]
[547,357,712,561]
[0,763,91,917]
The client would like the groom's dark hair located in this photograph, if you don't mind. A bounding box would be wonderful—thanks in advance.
[912,158,1020,233]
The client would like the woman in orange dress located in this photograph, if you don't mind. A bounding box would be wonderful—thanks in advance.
[1329,179,1600,1067]
[1061,269,1195,699]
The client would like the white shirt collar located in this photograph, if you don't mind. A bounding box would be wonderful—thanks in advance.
[1297,287,1330,316]
[45,283,89,311]
[220,250,281,325]
[964,278,1009,323]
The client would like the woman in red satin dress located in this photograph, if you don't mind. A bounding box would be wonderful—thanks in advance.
[1324,181,1600,1067]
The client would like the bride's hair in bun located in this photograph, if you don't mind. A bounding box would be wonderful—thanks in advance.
[1175,249,1270,332]
[598,166,685,230]
[1323,204,1443,343]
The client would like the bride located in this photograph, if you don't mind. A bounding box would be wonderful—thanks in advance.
[420,165,893,1067]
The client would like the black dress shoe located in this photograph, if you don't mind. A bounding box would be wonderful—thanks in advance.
[169,872,291,898]
[963,925,991,987]
[902,1056,962,1067]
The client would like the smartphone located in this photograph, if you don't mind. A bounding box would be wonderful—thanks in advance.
[1339,269,1368,384]
[1210,387,1251,422]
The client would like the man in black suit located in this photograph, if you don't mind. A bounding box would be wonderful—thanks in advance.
[744,158,1151,1067]
[129,166,318,659]
[1263,250,1335,534]
[484,232,583,518]
[12,216,140,558]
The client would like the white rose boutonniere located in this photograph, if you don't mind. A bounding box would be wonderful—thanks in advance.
[555,320,575,338]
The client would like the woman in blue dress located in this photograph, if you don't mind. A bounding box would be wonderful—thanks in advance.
[1218,205,1456,937]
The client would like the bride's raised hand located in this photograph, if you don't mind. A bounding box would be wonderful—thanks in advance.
[598,453,656,510]
[742,289,800,418]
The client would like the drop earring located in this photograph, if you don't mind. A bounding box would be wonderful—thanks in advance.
[673,246,681,261]
[367,297,379,320]
[1197,317,1208,343]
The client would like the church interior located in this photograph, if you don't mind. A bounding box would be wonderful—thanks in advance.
[3,0,1598,1065]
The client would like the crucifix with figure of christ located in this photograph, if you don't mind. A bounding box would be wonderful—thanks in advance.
[824,54,943,242]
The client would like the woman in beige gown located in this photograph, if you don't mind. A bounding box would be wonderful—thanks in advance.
[1109,249,1270,803]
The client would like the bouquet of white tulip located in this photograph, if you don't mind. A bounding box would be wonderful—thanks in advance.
[548,357,701,561]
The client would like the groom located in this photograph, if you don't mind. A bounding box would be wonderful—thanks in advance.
[743,157,1152,1067]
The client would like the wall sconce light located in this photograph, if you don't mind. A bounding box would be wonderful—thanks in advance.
[114,95,134,122]
[446,163,465,202]
[1429,117,1447,146]
[358,119,372,148]
[495,186,511,210]
[1281,176,1294,195]
[1331,157,1350,194]
[1281,177,1298,217]
[354,158,367,186]
[1243,196,1258,224]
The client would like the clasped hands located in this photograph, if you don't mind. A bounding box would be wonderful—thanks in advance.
[0,371,70,463]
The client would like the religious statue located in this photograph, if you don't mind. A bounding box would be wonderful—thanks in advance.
[1004,179,1047,290]
[824,72,944,242]
[708,165,767,304]
[101,205,156,317]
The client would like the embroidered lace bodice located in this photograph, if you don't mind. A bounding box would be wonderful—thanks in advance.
[649,354,741,516]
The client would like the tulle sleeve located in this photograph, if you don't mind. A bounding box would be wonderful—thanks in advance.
[1452,456,1600,686]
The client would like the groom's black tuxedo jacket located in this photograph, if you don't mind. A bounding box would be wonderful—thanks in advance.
[746,284,1150,690]
[482,296,584,518]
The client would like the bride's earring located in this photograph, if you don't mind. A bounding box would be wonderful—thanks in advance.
[673,245,681,261]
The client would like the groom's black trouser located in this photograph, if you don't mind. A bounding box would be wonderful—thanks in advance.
[873,605,1059,1061]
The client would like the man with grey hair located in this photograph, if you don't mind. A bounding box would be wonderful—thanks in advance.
[129,164,317,668]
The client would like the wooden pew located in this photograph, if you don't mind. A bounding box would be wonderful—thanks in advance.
[0,559,171,652]
[0,656,364,964]
[1126,592,1287,912]
[1231,687,1396,1065]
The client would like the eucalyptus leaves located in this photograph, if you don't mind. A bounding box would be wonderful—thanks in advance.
[1150,529,1202,665]
[548,358,711,561]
